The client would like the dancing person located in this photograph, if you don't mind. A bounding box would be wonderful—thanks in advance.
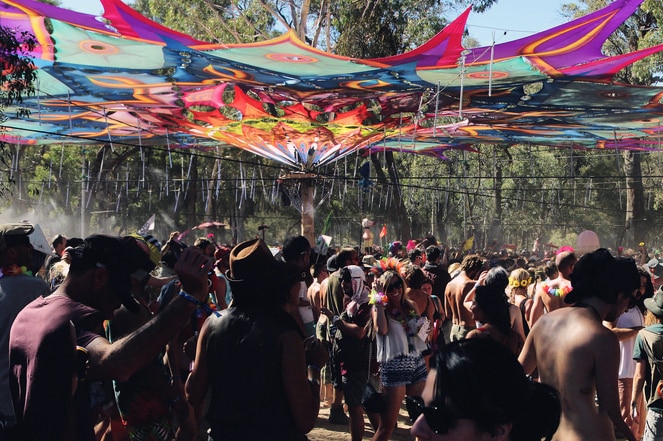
[282,235,316,337]
[519,249,639,441]
[410,338,561,441]
[631,285,663,440]
[9,234,211,441]
[324,247,359,425]
[509,268,534,334]
[530,249,576,325]
[467,284,524,355]
[371,269,428,441]
[0,224,50,432]
[321,265,376,441]
[185,239,328,441]
[105,234,188,441]
[606,265,651,440]
[444,255,483,341]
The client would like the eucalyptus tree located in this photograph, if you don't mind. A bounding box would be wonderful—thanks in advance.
[561,0,663,247]
[0,26,37,201]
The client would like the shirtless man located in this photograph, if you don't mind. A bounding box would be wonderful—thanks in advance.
[519,249,639,441]
[530,250,577,325]
[444,254,484,341]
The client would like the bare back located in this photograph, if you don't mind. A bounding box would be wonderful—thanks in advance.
[541,276,572,312]
[520,307,620,441]
[444,275,475,328]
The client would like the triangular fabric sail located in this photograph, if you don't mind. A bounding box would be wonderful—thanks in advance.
[2,0,663,168]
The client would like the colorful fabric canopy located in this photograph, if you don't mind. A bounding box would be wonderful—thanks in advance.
[2,0,663,168]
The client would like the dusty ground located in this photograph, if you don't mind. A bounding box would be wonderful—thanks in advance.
[308,403,414,441]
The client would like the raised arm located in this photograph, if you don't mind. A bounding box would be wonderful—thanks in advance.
[85,247,211,382]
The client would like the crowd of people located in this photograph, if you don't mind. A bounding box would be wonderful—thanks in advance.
[3,223,663,440]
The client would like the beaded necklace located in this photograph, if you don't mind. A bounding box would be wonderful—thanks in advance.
[388,307,418,336]
[0,265,32,279]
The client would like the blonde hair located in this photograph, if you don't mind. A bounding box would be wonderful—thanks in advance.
[508,268,532,302]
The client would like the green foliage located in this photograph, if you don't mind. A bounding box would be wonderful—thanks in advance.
[562,0,663,85]
[0,26,37,198]
[133,0,279,43]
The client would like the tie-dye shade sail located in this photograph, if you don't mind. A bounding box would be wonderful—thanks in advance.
[3,0,663,168]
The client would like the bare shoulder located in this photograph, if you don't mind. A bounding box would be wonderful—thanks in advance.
[532,307,597,343]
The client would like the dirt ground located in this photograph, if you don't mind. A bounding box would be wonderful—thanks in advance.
[308,403,414,441]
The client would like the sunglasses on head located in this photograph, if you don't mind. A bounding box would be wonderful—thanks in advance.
[386,280,403,291]
[406,396,467,435]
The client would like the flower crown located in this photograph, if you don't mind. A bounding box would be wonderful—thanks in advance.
[378,257,404,275]
[509,276,532,288]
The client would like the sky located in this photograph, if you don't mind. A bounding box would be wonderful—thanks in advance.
[60,0,570,47]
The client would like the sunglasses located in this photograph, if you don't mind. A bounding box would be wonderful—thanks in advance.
[406,396,467,435]
[386,280,403,292]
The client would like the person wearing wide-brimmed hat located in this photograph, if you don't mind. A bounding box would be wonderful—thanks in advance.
[631,285,663,440]
[185,238,328,441]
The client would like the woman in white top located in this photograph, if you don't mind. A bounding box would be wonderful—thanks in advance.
[371,269,428,441]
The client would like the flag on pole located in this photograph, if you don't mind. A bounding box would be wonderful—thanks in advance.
[379,224,387,239]
[322,210,333,235]
[314,234,333,256]
[462,235,474,251]
[138,213,156,234]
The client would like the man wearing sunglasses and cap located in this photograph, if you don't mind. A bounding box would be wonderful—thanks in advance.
[0,223,50,432]
[8,234,212,441]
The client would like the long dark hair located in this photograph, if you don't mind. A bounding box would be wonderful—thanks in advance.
[474,284,511,335]
[433,339,560,441]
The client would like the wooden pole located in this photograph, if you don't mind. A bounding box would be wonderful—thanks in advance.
[301,178,315,245]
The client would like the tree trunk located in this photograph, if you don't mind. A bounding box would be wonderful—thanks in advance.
[371,151,411,241]
[370,151,412,242]
[622,150,646,248]
[488,147,504,245]
[300,178,315,245]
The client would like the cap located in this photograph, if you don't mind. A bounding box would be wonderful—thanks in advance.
[128,233,162,268]
[362,255,377,269]
[70,235,139,312]
[645,286,663,318]
[0,223,34,253]
[29,224,51,255]
[327,255,339,272]
[648,258,663,279]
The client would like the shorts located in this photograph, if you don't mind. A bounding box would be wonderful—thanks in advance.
[380,354,427,388]
[644,408,663,441]
[330,348,343,390]
[450,324,473,341]
[342,369,369,408]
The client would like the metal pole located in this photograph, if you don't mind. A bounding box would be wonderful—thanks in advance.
[81,146,85,237]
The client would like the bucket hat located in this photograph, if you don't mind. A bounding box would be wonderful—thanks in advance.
[645,286,663,319]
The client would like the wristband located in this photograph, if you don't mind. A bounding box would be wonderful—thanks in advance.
[179,290,217,316]
[307,364,320,371]
[309,377,321,387]
[369,290,388,306]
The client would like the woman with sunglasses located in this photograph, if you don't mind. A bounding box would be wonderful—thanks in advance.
[371,269,429,441]
[409,338,561,441]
